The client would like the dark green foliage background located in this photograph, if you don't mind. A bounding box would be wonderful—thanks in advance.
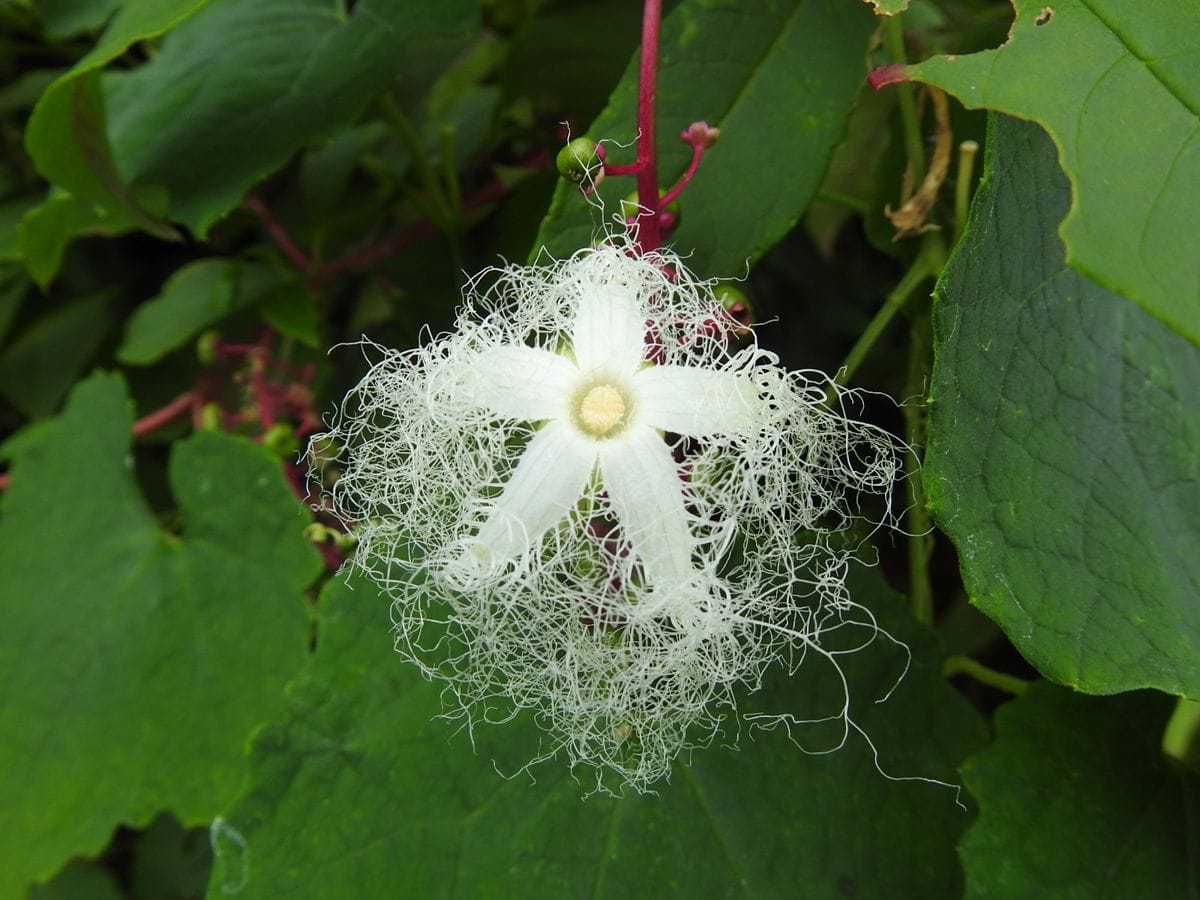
[0,0,1195,897]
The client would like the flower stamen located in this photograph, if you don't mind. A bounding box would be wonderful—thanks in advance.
[575,383,629,437]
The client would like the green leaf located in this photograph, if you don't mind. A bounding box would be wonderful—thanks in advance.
[257,281,321,348]
[129,815,214,900]
[208,569,984,898]
[99,0,479,236]
[117,258,286,365]
[925,114,1200,696]
[0,290,113,418]
[34,0,123,40]
[23,0,215,239]
[533,0,876,275]
[0,263,29,347]
[0,372,321,897]
[17,192,139,287]
[899,0,1200,345]
[959,684,1199,898]
[28,861,123,900]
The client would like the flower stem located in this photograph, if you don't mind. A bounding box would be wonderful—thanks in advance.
[883,15,925,196]
[837,245,935,385]
[943,655,1031,696]
[658,143,702,209]
[954,139,980,240]
[633,0,663,254]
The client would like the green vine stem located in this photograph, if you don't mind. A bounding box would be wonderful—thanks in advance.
[943,655,1031,696]
[883,15,925,194]
[837,240,937,385]
[954,139,980,238]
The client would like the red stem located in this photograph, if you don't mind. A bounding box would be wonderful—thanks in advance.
[633,0,663,254]
[132,391,198,437]
[659,143,704,208]
[245,195,314,273]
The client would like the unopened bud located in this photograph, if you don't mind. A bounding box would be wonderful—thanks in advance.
[620,190,682,229]
[262,423,300,458]
[681,121,720,149]
[715,283,754,333]
[197,330,219,366]
[200,402,222,431]
[556,137,601,184]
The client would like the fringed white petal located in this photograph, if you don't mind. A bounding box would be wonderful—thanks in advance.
[600,427,697,584]
[633,365,763,437]
[459,346,576,421]
[570,281,646,375]
[467,420,595,569]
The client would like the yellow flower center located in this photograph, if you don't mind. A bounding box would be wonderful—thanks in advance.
[576,383,628,437]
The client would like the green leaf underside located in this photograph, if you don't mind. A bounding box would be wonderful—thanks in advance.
[207,569,984,899]
[959,684,1199,898]
[925,114,1200,696]
[0,372,320,897]
[100,0,478,237]
[904,0,1200,345]
[533,0,875,276]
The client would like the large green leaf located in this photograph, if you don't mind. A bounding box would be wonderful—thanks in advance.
[925,114,1200,696]
[533,0,875,275]
[207,569,983,899]
[99,0,478,236]
[959,684,1199,898]
[24,0,217,238]
[894,0,1200,345]
[0,372,321,897]
[25,0,478,239]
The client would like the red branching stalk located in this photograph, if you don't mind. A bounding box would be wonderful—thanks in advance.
[632,0,663,254]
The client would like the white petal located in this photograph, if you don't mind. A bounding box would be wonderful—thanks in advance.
[570,281,646,375]
[468,420,595,567]
[460,346,575,421]
[600,427,697,584]
[633,365,763,437]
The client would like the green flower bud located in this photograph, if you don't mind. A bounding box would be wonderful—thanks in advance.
[197,330,220,366]
[620,190,682,227]
[262,423,300,458]
[714,282,754,331]
[200,402,222,432]
[556,137,600,184]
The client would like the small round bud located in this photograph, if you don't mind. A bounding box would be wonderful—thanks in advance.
[556,137,600,184]
[200,402,222,432]
[714,283,754,333]
[681,121,720,149]
[620,190,682,229]
[197,330,220,366]
[262,422,300,458]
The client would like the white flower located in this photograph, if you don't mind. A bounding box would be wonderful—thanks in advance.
[313,241,902,793]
